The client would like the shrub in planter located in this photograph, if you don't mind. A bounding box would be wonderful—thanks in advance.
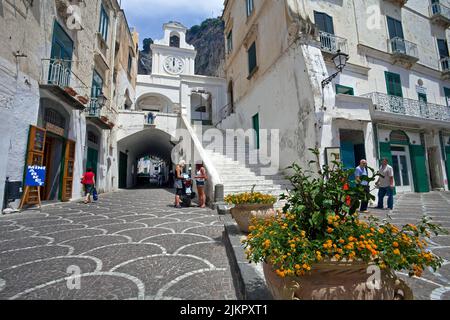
[225,188,277,233]
[243,149,446,300]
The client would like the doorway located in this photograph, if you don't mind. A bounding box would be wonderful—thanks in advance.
[119,152,128,189]
[42,134,65,201]
[391,145,413,193]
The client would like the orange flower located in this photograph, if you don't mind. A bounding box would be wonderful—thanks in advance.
[393,241,399,248]
[393,249,400,255]
[327,227,334,234]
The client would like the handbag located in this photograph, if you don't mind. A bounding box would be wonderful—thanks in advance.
[92,188,98,201]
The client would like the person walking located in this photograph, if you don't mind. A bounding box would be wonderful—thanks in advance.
[355,159,370,213]
[81,168,95,204]
[174,160,185,208]
[195,162,208,208]
[376,158,395,210]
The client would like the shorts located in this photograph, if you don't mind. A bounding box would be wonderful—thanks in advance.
[176,188,184,196]
[196,181,205,187]
[85,184,94,195]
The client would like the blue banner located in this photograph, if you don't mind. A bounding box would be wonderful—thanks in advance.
[25,166,46,187]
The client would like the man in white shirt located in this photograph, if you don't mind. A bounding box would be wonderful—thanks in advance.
[376,158,395,210]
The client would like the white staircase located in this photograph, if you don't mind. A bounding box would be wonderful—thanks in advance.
[195,126,291,209]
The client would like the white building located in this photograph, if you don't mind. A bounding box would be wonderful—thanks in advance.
[116,22,227,192]
[220,0,450,195]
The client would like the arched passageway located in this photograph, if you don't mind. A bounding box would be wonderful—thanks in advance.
[117,129,176,189]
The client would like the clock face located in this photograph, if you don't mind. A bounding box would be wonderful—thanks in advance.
[164,56,184,74]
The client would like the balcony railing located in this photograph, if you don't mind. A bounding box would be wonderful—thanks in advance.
[388,37,419,61]
[363,92,450,122]
[440,57,450,73]
[40,59,89,98]
[85,98,113,129]
[430,3,450,25]
[319,31,348,55]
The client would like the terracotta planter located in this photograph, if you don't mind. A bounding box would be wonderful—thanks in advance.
[230,203,275,233]
[262,262,413,300]
[64,87,77,97]
[77,96,89,104]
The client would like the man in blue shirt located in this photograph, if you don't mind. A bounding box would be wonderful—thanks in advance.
[355,159,370,213]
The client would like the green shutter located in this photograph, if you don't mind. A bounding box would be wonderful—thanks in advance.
[446,146,450,189]
[409,145,430,193]
[385,72,402,97]
[252,113,260,149]
[248,42,257,76]
[379,142,393,164]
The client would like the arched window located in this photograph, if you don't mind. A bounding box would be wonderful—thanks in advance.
[44,108,66,129]
[390,130,410,144]
[170,34,180,48]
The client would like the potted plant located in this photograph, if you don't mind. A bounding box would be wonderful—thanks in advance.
[77,95,89,105]
[243,149,446,300]
[225,186,277,233]
[64,86,77,97]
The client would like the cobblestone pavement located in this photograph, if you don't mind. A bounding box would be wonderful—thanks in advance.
[0,189,237,300]
[368,192,450,300]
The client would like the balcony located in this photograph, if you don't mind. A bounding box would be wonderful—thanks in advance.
[388,37,419,68]
[319,31,348,58]
[363,92,450,123]
[384,0,408,7]
[429,3,450,28]
[39,59,89,110]
[85,98,114,130]
[440,57,450,80]
[94,32,110,71]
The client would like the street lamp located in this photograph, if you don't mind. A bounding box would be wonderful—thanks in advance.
[321,50,349,89]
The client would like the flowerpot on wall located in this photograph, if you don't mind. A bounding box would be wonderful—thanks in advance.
[77,96,89,104]
[64,87,77,97]
[262,262,413,300]
[230,203,275,233]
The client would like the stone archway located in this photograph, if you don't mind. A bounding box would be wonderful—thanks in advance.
[117,128,178,189]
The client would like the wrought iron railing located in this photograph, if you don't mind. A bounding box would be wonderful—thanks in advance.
[440,57,450,72]
[362,92,450,122]
[388,37,419,60]
[40,59,89,97]
[430,2,450,20]
[86,98,102,117]
[319,31,348,55]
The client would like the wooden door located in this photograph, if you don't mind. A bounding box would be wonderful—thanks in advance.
[22,126,47,205]
[61,139,76,202]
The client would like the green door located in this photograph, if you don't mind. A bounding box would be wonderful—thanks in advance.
[446,146,450,189]
[385,72,404,114]
[409,145,430,193]
[252,113,260,149]
[119,152,128,189]
[86,148,98,180]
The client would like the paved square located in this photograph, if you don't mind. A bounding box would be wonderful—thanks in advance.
[0,189,237,300]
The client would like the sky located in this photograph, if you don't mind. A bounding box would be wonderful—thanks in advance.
[120,0,224,49]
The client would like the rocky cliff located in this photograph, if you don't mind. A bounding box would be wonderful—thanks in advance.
[138,18,225,77]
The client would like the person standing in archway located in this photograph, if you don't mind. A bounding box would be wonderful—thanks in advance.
[174,160,185,208]
[195,162,208,208]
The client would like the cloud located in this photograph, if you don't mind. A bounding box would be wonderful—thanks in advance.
[121,0,224,45]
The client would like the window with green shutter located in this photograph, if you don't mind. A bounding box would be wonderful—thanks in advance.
[385,72,403,97]
[99,4,109,42]
[248,42,257,78]
[314,11,334,34]
[336,85,354,95]
[444,87,450,106]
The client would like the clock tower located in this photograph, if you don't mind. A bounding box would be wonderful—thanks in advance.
[151,22,197,76]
